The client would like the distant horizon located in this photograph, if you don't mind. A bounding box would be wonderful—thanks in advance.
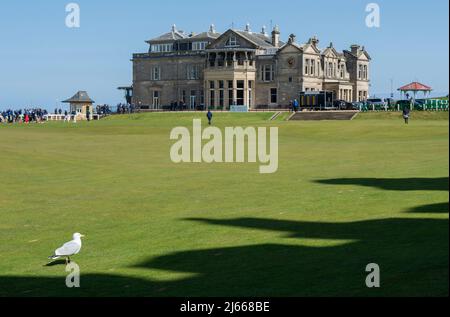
[0,0,448,109]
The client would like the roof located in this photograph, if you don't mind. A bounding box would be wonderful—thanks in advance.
[398,82,432,92]
[234,30,275,49]
[278,42,304,53]
[190,31,221,40]
[343,47,372,60]
[62,91,95,104]
[147,28,188,43]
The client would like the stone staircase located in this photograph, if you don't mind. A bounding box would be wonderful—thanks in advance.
[289,111,359,121]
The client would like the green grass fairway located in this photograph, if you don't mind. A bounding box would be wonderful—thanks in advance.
[0,112,448,297]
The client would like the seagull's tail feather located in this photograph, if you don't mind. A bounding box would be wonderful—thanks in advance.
[48,255,60,260]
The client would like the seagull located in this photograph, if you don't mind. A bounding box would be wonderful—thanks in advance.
[49,233,85,264]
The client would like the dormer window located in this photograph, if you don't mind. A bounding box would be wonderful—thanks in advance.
[151,43,173,53]
[226,36,238,47]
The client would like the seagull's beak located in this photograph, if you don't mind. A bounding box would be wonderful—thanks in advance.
[80,234,86,238]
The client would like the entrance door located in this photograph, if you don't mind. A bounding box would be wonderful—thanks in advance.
[152,91,160,109]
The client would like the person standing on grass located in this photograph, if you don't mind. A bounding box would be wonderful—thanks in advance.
[402,107,410,124]
[293,99,299,112]
[207,110,213,125]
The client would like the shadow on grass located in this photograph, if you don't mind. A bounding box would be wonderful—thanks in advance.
[1,217,448,297]
[44,260,67,267]
[316,177,449,191]
[408,202,449,214]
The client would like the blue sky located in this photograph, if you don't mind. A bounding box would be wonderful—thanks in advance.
[0,0,448,109]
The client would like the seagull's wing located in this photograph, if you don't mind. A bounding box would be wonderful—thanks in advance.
[55,241,81,256]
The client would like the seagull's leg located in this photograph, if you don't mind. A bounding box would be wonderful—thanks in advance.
[68,257,71,264]
[65,258,68,265]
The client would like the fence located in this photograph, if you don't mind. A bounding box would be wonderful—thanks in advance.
[358,99,449,112]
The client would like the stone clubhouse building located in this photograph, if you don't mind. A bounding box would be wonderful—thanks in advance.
[132,24,371,110]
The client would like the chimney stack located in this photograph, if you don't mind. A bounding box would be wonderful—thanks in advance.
[261,25,267,36]
[351,44,361,55]
[271,25,280,47]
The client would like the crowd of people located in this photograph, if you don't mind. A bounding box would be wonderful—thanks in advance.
[0,108,48,124]
[96,104,113,115]
[0,103,140,124]
[116,103,136,114]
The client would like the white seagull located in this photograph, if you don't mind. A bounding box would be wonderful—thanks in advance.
[49,233,85,264]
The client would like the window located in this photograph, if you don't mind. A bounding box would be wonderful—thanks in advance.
[248,81,253,107]
[209,54,216,67]
[289,77,293,83]
[218,81,224,107]
[210,90,215,108]
[236,80,244,105]
[363,65,368,79]
[187,65,200,80]
[218,54,225,67]
[328,62,333,77]
[305,59,310,75]
[226,36,238,47]
[237,52,244,66]
[270,88,277,104]
[190,90,197,108]
[261,64,275,81]
[358,65,363,80]
[219,90,224,107]
[178,43,188,51]
[209,81,215,108]
[152,66,161,80]
[340,64,345,79]
[151,44,173,53]
[311,60,315,76]
[228,81,234,106]
[192,42,208,51]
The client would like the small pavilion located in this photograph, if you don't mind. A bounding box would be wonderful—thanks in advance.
[398,82,432,101]
[62,91,95,117]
